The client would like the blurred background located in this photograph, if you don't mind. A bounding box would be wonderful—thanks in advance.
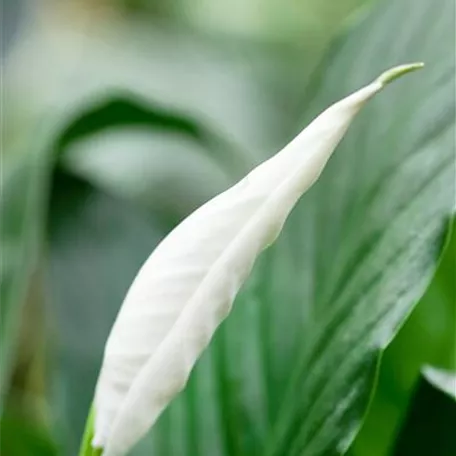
[1,0,455,455]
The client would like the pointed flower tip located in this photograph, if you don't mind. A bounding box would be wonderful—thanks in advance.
[376,62,424,86]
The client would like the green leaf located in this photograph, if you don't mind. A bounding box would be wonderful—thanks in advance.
[392,367,456,456]
[0,408,59,456]
[0,126,55,408]
[143,0,454,454]
[57,95,251,180]
[265,0,455,453]
[59,96,248,227]
[349,217,456,456]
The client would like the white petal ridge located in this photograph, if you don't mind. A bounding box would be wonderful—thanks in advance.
[92,64,423,456]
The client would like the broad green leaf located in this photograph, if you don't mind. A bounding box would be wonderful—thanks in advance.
[143,0,454,454]
[350,217,456,456]
[266,0,455,453]
[392,367,456,456]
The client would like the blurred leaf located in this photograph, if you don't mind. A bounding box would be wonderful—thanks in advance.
[0,408,58,456]
[392,367,456,456]
[4,17,274,156]
[46,169,166,454]
[44,95,245,453]
[1,0,25,58]
[57,95,251,179]
[0,92,239,427]
[142,0,454,454]
[59,96,250,225]
[350,217,456,456]
[0,130,54,408]
[63,127,234,225]
[175,0,373,45]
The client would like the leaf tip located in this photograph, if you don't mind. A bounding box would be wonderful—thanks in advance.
[376,62,424,86]
[422,365,456,401]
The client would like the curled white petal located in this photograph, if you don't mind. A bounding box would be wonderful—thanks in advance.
[92,64,423,456]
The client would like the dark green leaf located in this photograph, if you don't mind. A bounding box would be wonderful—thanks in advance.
[0,409,58,456]
[392,367,456,456]
[349,217,456,456]
[57,95,251,179]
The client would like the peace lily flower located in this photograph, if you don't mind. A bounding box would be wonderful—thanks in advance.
[85,63,423,456]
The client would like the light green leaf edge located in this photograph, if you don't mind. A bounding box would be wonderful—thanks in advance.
[422,366,456,401]
[79,406,103,456]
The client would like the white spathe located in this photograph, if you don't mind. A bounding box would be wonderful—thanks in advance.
[92,64,423,456]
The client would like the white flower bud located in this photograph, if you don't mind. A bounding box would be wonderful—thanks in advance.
[92,64,423,456]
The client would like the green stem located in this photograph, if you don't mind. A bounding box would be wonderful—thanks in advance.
[78,404,103,456]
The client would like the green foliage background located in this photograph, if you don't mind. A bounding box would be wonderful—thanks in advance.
[1,0,455,455]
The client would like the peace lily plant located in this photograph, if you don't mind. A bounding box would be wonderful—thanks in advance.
[79,63,423,456]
